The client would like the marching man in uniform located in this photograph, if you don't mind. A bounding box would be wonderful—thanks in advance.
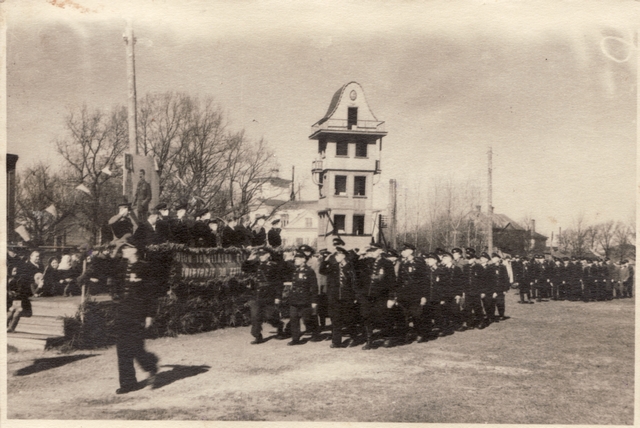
[241,248,285,344]
[112,238,159,395]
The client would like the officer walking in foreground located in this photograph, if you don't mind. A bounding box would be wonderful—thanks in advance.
[112,238,159,395]
[241,248,285,344]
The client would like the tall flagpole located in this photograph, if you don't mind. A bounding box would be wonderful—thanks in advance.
[487,146,493,254]
[124,20,138,155]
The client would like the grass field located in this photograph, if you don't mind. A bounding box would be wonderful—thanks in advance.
[6,292,635,423]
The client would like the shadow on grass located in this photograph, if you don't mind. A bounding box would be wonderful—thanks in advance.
[152,364,211,390]
[14,354,97,376]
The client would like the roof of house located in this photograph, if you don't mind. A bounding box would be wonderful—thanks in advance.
[473,211,548,239]
[255,176,292,188]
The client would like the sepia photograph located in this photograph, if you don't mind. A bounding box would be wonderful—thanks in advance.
[3,0,637,425]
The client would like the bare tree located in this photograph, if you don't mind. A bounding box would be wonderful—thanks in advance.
[561,213,589,257]
[614,221,634,262]
[56,104,128,244]
[595,220,616,257]
[15,163,77,246]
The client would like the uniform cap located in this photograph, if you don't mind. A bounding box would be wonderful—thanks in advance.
[271,219,281,225]
[491,253,501,259]
[451,248,463,255]
[298,244,315,255]
[195,208,209,218]
[335,246,349,256]
[174,202,188,211]
[155,202,168,211]
[425,253,440,262]
[441,252,453,259]
[479,252,491,260]
[402,243,416,251]
[294,250,309,260]
[332,237,346,246]
[386,249,400,258]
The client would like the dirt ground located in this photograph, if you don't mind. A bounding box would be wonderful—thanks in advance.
[6,292,635,423]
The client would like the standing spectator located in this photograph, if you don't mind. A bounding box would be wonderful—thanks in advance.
[109,199,139,240]
[267,219,282,247]
[112,238,159,394]
[133,169,152,221]
[251,216,267,247]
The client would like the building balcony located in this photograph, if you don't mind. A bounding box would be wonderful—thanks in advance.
[309,119,387,139]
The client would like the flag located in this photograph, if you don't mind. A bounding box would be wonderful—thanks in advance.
[45,204,57,217]
[101,166,112,176]
[15,225,31,242]
[75,184,91,195]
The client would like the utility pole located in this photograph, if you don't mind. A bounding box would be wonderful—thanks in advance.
[124,21,138,155]
[487,147,493,254]
[389,179,398,249]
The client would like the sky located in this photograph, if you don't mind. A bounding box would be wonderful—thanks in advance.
[5,0,638,241]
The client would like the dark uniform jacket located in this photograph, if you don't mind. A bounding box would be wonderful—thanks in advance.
[463,262,480,296]
[111,217,134,240]
[251,227,267,247]
[435,264,465,300]
[488,262,510,294]
[267,228,282,247]
[320,258,357,304]
[191,221,213,248]
[241,259,284,304]
[356,256,396,301]
[113,260,157,321]
[426,265,441,302]
[395,257,428,304]
[169,218,192,245]
[289,264,318,307]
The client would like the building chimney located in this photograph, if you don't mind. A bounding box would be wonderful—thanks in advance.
[531,219,536,234]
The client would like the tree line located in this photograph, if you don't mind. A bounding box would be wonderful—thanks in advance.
[393,177,635,261]
[15,92,278,246]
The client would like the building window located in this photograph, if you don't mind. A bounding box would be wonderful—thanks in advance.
[348,107,358,129]
[335,175,347,196]
[336,141,348,157]
[355,141,368,157]
[334,215,346,234]
[305,218,313,228]
[318,137,327,155]
[354,176,366,196]
[281,214,289,227]
[353,215,365,235]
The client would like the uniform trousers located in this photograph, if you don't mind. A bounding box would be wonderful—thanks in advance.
[316,293,329,329]
[328,300,357,346]
[395,300,428,338]
[494,292,506,318]
[482,295,495,322]
[465,294,484,327]
[423,301,441,333]
[359,297,392,337]
[623,279,633,297]
[289,304,318,342]
[249,300,281,338]
[115,312,158,389]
